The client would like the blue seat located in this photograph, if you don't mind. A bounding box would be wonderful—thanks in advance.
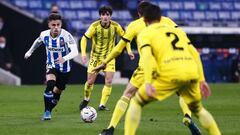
[28,0,42,9]
[14,0,28,8]
[183,2,196,10]
[166,11,180,20]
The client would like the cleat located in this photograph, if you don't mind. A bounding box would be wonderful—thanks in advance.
[99,126,114,135]
[42,110,51,120]
[183,114,201,135]
[98,105,110,111]
[79,100,89,110]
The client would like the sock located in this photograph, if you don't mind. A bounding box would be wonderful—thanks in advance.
[84,82,93,101]
[43,80,56,111]
[49,92,61,112]
[108,96,130,128]
[179,96,192,118]
[44,91,53,112]
[196,108,221,135]
[100,85,112,106]
[124,95,142,135]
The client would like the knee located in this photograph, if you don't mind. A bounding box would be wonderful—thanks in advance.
[46,80,56,91]
[87,79,95,85]
[123,87,137,98]
[105,77,113,85]
[53,88,62,94]
[188,101,203,113]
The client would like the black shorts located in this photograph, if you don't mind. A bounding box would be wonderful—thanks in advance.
[46,68,71,90]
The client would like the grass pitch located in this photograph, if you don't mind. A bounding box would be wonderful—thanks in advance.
[0,84,239,135]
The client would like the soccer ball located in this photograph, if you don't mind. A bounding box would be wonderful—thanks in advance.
[80,106,97,123]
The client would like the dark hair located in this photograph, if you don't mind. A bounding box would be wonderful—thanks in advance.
[137,1,152,16]
[99,6,113,15]
[48,13,62,22]
[143,4,161,22]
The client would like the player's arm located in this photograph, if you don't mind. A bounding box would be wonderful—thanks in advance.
[55,34,79,64]
[24,37,43,59]
[80,24,95,64]
[187,42,211,98]
[116,23,134,60]
[141,44,157,97]
[139,30,157,98]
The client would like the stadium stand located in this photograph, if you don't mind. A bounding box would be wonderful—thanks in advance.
[1,0,240,83]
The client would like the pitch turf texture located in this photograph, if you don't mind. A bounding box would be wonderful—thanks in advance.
[0,84,239,135]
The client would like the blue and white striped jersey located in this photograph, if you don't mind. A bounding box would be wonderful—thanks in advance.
[39,29,77,73]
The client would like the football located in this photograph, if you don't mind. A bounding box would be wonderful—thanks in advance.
[80,106,97,123]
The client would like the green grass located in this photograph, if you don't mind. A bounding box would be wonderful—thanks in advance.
[0,84,239,135]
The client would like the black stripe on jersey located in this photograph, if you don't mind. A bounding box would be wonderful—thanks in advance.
[104,26,112,58]
[121,37,131,43]
[175,26,179,28]
[140,44,150,50]
[84,34,90,39]
[92,27,97,56]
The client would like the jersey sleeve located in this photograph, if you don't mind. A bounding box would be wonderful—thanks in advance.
[188,43,205,81]
[84,23,95,38]
[63,33,78,61]
[116,23,125,36]
[138,29,154,83]
[122,22,136,41]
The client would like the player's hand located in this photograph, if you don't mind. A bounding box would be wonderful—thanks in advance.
[128,52,135,60]
[200,81,211,99]
[92,63,106,73]
[24,51,32,59]
[145,83,157,98]
[55,56,65,64]
[81,56,87,64]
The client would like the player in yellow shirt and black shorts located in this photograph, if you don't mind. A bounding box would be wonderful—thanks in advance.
[79,6,132,111]
[124,4,221,135]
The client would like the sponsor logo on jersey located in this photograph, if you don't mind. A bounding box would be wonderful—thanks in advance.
[48,47,65,52]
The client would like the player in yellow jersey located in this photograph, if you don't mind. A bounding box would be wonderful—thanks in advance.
[79,6,133,111]
[96,2,210,135]
[96,2,211,135]
[124,4,221,135]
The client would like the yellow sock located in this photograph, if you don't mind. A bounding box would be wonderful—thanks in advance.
[108,96,130,128]
[179,96,192,117]
[84,82,93,100]
[124,96,142,135]
[196,108,221,135]
[100,85,112,106]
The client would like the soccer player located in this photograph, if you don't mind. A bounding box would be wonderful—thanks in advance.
[124,4,221,135]
[96,2,207,135]
[24,13,78,120]
[79,6,133,111]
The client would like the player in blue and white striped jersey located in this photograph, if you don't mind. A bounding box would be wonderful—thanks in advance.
[24,13,78,120]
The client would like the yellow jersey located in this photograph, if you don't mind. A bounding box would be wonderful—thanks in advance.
[81,20,125,60]
[138,23,199,83]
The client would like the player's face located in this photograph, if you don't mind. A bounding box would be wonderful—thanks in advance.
[48,20,62,37]
[100,12,111,26]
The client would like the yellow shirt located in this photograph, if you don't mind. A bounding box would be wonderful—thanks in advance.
[104,16,177,67]
[81,20,126,60]
[138,23,199,83]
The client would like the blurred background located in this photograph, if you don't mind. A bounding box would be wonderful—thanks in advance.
[0,0,239,85]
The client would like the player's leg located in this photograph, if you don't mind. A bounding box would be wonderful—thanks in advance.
[100,68,142,135]
[179,96,201,135]
[79,72,97,110]
[100,83,137,135]
[181,82,221,135]
[99,71,114,111]
[49,70,70,112]
[42,69,56,120]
